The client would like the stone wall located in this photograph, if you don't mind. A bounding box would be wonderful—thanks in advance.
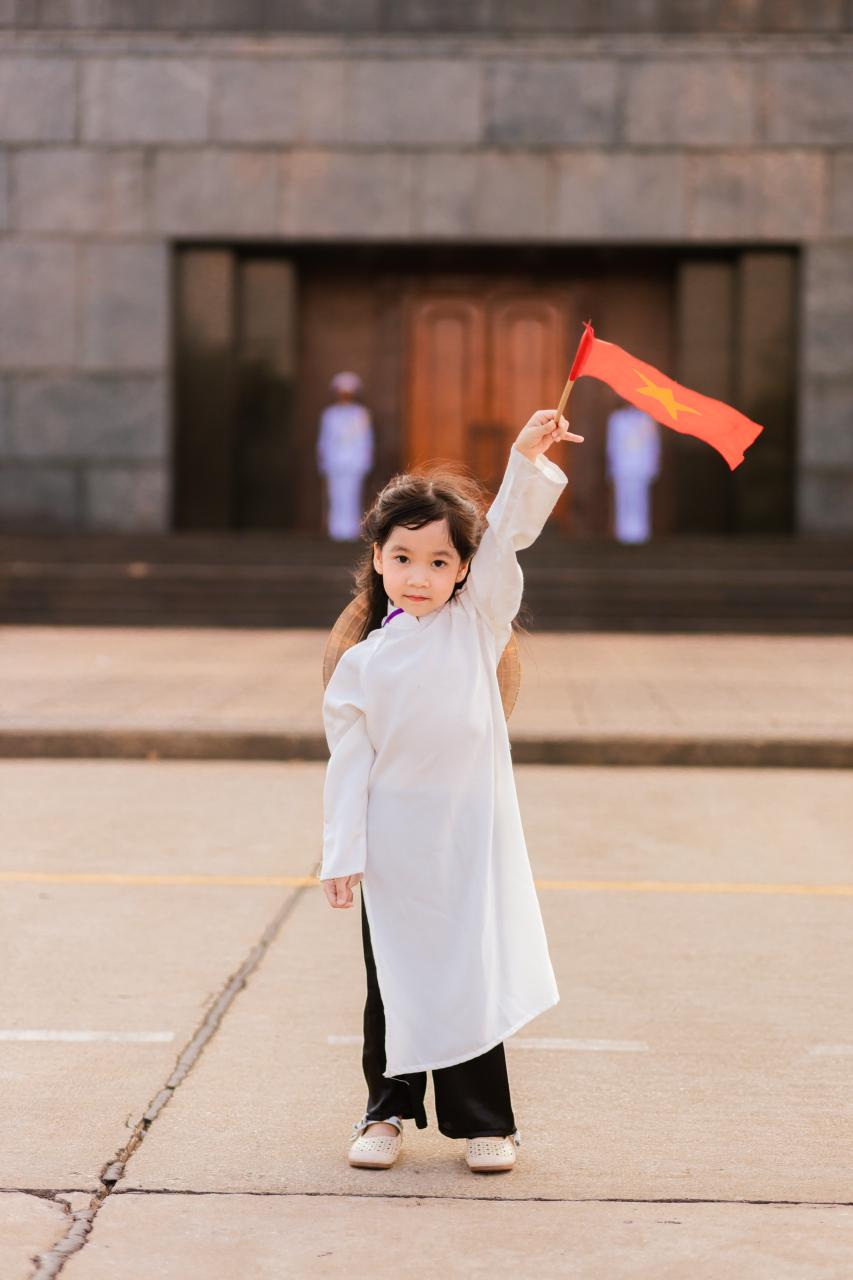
[0,26,851,531]
[6,2,853,35]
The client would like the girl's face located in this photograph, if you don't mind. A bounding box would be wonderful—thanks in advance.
[373,519,469,618]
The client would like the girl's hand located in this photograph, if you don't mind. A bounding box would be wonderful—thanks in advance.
[322,872,363,908]
[515,409,584,462]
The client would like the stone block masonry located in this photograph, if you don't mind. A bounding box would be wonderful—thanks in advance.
[0,28,851,531]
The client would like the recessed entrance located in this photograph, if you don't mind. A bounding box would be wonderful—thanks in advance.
[172,244,797,537]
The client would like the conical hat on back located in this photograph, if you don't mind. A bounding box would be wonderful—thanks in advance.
[322,590,521,720]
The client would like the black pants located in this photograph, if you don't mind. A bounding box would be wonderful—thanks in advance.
[359,885,516,1140]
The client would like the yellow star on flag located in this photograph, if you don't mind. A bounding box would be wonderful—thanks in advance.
[633,369,701,422]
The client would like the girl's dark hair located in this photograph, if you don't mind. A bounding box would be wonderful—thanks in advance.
[351,457,530,642]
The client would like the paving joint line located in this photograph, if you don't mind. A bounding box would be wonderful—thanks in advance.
[27,883,309,1280]
[8,1186,853,1208]
[86,1189,853,1207]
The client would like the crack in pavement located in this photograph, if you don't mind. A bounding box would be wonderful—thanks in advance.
[101,1191,853,1206]
[14,1187,853,1206]
[27,884,309,1279]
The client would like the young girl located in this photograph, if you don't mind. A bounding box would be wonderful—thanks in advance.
[320,408,584,1173]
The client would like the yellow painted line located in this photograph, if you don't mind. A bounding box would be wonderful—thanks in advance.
[0,871,315,887]
[1,872,851,897]
[536,879,853,897]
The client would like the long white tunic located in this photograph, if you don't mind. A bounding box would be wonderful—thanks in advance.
[605,407,661,480]
[320,445,567,1076]
[316,403,374,475]
[606,407,661,543]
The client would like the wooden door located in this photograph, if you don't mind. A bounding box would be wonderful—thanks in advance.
[406,284,573,503]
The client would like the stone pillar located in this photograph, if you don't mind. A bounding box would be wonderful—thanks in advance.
[173,250,237,529]
[797,244,853,533]
[734,252,797,534]
[235,258,298,529]
[674,259,737,533]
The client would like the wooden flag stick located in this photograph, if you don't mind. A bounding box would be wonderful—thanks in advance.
[554,374,575,425]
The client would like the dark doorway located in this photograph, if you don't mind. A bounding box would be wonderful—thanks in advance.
[172,243,797,536]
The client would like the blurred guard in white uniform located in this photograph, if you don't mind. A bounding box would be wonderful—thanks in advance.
[605,402,661,544]
[317,372,375,541]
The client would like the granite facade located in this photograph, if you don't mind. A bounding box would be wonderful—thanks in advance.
[0,25,851,532]
[7,2,853,33]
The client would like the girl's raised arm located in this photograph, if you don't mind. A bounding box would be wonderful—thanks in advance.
[319,645,375,882]
[463,413,575,636]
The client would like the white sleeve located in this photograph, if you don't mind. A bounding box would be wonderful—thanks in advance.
[320,645,375,880]
[463,446,568,635]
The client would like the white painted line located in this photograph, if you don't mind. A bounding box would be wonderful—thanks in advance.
[330,1037,852,1057]
[0,1030,175,1043]
[327,1035,649,1052]
[507,1037,649,1052]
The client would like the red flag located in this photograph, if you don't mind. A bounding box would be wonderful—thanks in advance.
[569,321,763,470]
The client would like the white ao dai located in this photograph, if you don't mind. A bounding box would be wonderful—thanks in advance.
[321,446,567,1075]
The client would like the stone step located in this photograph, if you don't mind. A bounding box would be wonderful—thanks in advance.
[3,532,853,564]
[2,534,851,632]
[2,726,850,768]
[3,588,851,631]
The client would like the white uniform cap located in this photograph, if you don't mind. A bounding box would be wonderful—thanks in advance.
[330,371,363,395]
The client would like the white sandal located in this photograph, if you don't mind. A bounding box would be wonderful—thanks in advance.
[465,1128,521,1173]
[348,1113,405,1169]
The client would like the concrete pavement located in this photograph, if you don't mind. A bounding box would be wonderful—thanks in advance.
[3,757,852,1276]
[1,627,852,766]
